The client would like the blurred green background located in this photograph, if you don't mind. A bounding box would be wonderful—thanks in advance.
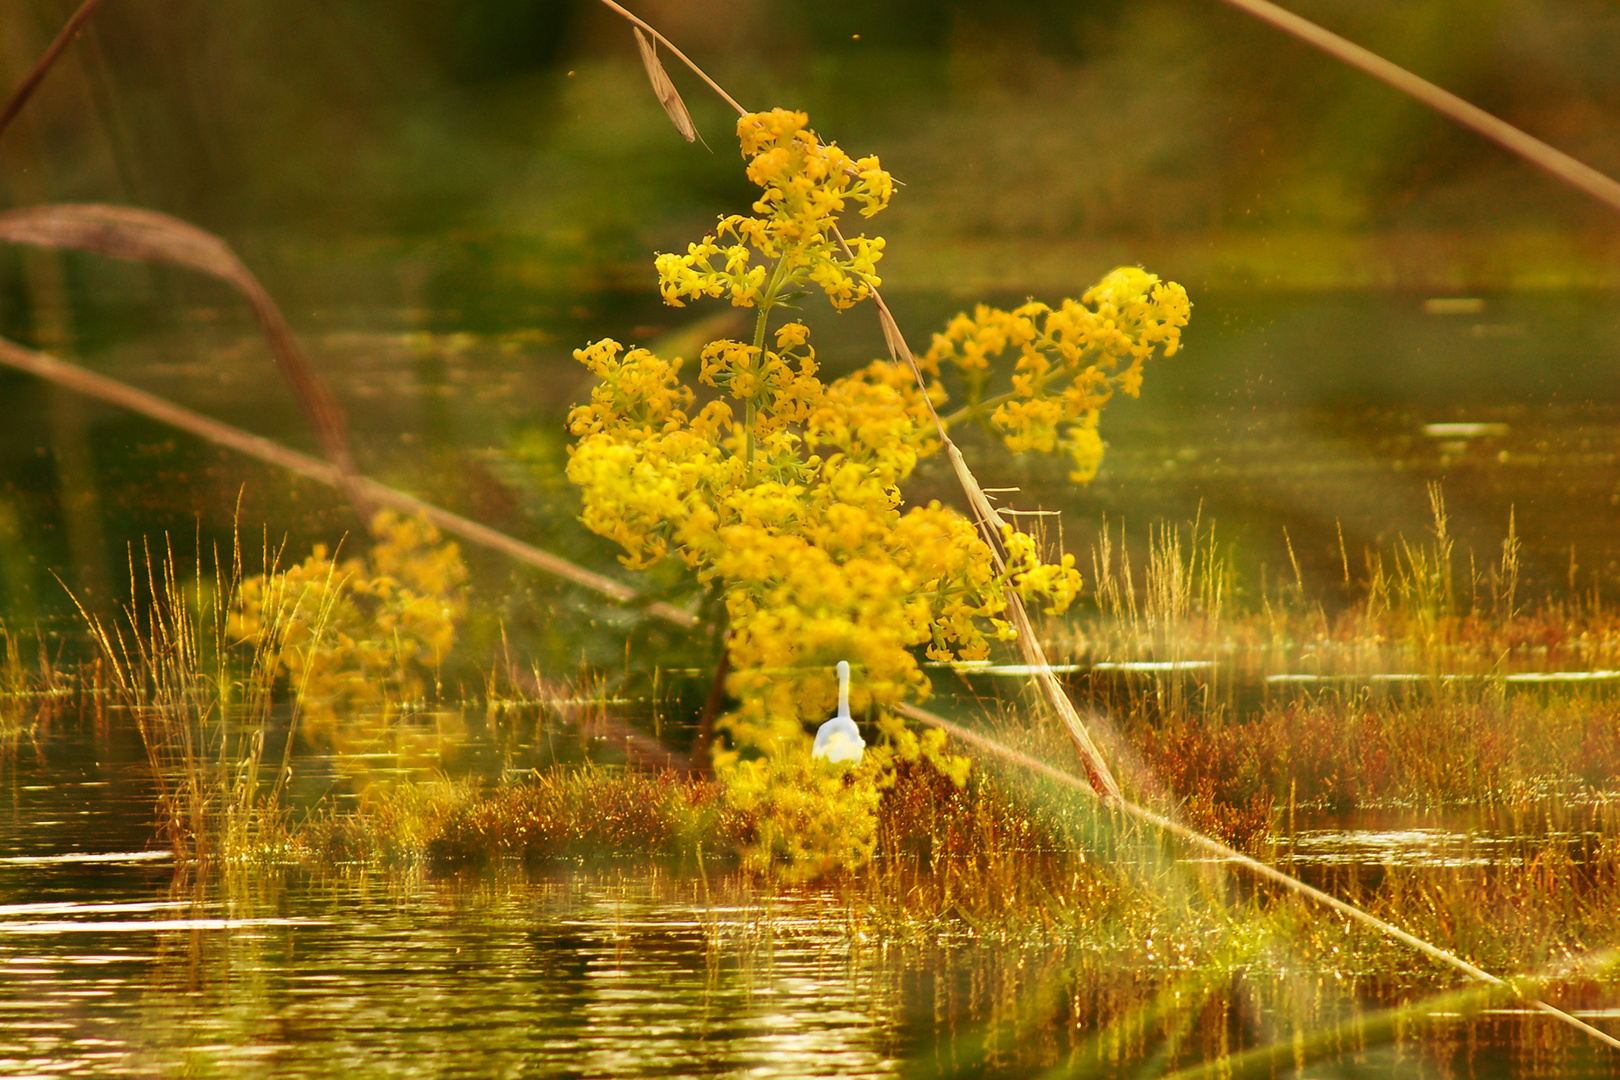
[4,0,1618,305]
[1,0,1619,659]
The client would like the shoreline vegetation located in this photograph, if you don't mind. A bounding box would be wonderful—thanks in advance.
[2,0,1619,1065]
[2,496,1617,987]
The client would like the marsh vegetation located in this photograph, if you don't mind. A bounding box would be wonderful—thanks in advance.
[2,0,1620,1075]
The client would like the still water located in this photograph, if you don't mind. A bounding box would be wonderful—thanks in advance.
[6,286,1620,630]
[4,727,1619,1078]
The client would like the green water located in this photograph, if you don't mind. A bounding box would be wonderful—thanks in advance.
[3,725,1619,1077]
[4,286,1620,1079]
[7,287,1620,626]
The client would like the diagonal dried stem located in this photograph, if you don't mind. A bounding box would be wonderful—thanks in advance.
[870,259,1123,799]
[0,336,698,629]
[0,7,369,516]
[595,0,746,116]
[898,699,1620,1053]
[0,0,109,143]
[1218,0,1620,215]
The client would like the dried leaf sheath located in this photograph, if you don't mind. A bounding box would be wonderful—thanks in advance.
[876,296,914,367]
[633,28,698,143]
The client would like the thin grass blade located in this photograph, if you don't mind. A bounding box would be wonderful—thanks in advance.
[0,0,109,143]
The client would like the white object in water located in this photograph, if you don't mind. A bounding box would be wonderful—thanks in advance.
[812,660,865,765]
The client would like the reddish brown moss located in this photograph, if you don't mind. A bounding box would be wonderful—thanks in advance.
[427,768,748,864]
[1130,693,1620,832]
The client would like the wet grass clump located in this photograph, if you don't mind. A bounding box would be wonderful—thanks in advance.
[423,768,743,866]
[1133,693,1620,827]
[0,622,76,739]
[1029,495,1620,846]
[1348,813,1620,978]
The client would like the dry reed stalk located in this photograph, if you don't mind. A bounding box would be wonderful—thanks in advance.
[593,0,746,115]
[938,432,1122,800]
[0,0,108,142]
[0,204,366,512]
[699,83,1126,795]
[839,246,1122,796]
[0,337,697,629]
[0,6,367,516]
[1161,947,1620,1080]
[896,699,1620,1051]
[1216,0,1620,216]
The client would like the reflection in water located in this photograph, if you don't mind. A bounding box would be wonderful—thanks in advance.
[1291,827,1521,868]
[2,738,1618,1077]
[0,853,173,867]
[1,867,906,1077]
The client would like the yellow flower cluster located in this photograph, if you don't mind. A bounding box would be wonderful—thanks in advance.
[569,316,1076,868]
[721,752,881,876]
[924,267,1191,482]
[1003,525,1082,614]
[572,109,1190,871]
[569,323,1046,665]
[655,109,890,311]
[231,510,467,749]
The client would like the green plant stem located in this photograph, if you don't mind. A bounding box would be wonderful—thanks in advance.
[941,391,1018,430]
[745,306,766,474]
[745,258,788,477]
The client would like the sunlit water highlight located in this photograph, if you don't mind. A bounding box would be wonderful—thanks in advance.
[4,734,1619,1076]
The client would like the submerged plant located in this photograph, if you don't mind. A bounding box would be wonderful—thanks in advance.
[568,107,1189,870]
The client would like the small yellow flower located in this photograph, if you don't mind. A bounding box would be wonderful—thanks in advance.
[655,110,892,312]
[923,269,1189,482]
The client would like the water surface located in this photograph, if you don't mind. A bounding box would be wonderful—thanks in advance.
[5,726,1619,1078]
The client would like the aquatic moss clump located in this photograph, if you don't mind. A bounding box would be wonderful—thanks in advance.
[425,768,747,865]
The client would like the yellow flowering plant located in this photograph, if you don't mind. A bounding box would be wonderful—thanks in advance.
[568,109,1189,871]
[231,510,468,773]
[925,273,1191,483]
